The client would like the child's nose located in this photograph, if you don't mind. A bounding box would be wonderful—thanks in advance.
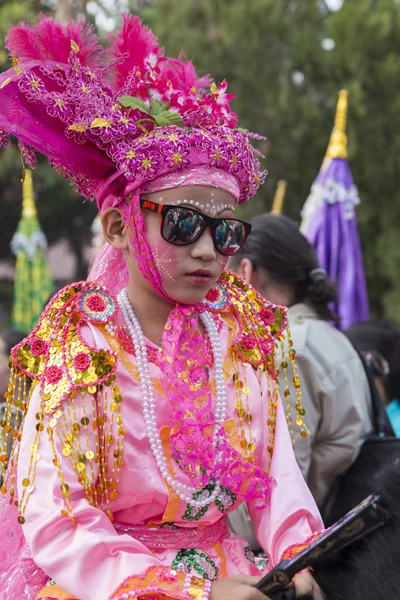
[190,227,217,261]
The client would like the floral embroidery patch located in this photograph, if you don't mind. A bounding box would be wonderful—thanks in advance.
[172,549,218,581]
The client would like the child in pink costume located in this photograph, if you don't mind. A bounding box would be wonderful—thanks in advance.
[0,16,323,600]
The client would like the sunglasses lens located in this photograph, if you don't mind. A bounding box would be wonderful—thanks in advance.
[162,207,205,245]
[214,220,248,255]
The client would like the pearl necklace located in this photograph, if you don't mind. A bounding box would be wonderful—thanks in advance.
[117,288,228,508]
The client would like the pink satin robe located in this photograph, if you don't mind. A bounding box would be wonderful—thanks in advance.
[17,310,323,600]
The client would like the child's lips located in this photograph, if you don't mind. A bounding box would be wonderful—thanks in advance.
[185,269,213,285]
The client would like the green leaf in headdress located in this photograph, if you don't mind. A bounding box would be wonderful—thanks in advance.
[117,96,151,115]
[154,112,184,128]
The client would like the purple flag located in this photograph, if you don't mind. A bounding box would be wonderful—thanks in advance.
[300,91,369,330]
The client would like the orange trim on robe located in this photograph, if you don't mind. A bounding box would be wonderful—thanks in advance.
[36,583,77,598]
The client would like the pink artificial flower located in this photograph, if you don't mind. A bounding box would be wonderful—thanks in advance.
[31,338,48,356]
[45,365,63,385]
[73,352,91,371]
[206,287,220,303]
[133,150,161,179]
[86,294,106,313]
[241,334,257,350]
[260,307,275,325]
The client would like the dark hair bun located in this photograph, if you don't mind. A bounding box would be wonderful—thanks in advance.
[232,214,339,321]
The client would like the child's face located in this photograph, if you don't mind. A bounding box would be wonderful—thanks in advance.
[138,185,236,305]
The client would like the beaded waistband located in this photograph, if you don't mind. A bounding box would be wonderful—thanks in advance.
[113,517,230,550]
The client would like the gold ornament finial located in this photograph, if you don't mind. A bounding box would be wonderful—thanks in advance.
[271,180,287,215]
[325,89,348,159]
[22,170,37,220]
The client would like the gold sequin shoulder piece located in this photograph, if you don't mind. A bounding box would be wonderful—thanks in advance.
[1,281,122,524]
[10,281,118,415]
[203,272,309,443]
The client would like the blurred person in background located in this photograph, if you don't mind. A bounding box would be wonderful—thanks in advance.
[346,321,400,436]
[228,214,373,545]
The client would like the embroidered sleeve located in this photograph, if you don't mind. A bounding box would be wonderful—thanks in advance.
[109,566,211,600]
[279,531,324,562]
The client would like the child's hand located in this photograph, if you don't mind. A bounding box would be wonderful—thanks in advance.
[292,572,324,599]
[210,575,269,600]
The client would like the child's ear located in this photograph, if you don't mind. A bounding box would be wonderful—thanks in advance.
[101,209,129,250]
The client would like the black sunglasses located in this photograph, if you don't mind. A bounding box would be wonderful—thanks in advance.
[140,199,251,256]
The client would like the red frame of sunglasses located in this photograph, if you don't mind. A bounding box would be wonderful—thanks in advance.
[140,199,251,255]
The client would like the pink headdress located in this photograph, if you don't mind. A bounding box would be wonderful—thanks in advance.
[0,14,265,207]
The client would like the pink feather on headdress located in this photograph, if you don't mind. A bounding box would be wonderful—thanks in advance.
[5,14,103,67]
[159,56,212,94]
[4,22,43,62]
[108,14,160,91]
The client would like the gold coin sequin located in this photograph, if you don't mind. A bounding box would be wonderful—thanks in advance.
[242,386,251,395]
[62,446,72,457]
[85,450,94,460]
[76,462,85,472]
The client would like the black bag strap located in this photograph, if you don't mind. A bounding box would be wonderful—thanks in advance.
[353,348,395,437]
